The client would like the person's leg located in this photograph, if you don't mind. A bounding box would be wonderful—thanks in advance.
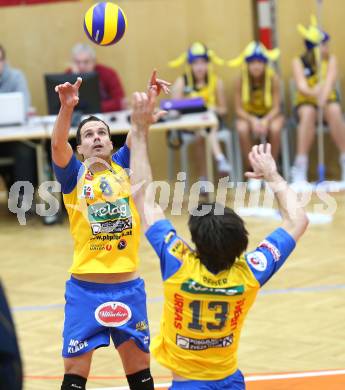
[194,133,207,179]
[0,282,23,390]
[236,119,252,171]
[324,102,345,181]
[209,127,231,175]
[111,278,153,390]
[61,352,93,389]
[12,142,37,186]
[292,105,317,183]
[0,142,15,190]
[61,277,111,390]
[117,340,153,390]
[268,115,284,162]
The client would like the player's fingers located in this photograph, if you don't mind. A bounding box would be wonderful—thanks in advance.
[148,86,158,107]
[153,110,168,122]
[140,92,148,107]
[150,69,157,84]
[265,143,272,155]
[156,78,172,86]
[74,77,82,89]
[161,85,170,95]
[245,171,260,179]
[258,143,264,154]
[132,92,142,107]
[252,145,259,158]
[63,82,72,88]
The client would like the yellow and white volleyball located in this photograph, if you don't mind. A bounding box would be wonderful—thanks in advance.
[84,2,127,46]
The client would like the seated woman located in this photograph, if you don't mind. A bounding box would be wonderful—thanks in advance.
[169,42,231,179]
[229,41,283,191]
[292,15,345,184]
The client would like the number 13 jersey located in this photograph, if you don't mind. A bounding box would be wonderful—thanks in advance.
[146,219,295,380]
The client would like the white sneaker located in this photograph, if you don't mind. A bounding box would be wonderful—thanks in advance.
[291,165,308,183]
[217,158,232,175]
[247,178,262,192]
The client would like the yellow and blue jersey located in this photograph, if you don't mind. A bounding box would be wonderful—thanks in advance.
[183,72,218,109]
[146,219,296,380]
[295,56,338,107]
[53,145,140,274]
[243,76,274,117]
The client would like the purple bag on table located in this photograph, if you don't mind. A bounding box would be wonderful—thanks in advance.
[160,97,207,114]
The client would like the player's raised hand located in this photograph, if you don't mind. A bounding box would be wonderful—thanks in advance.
[55,77,82,109]
[131,87,167,133]
[148,69,171,95]
[245,143,278,180]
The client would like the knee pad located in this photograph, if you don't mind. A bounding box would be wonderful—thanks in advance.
[126,368,154,390]
[61,373,87,390]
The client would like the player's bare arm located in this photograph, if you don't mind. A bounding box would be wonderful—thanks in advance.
[51,77,82,167]
[246,144,309,241]
[126,70,170,149]
[130,74,170,232]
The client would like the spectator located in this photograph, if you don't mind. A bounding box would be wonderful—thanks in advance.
[229,41,283,191]
[291,15,345,184]
[169,42,232,178]
[0,44,36,196]
[68,43,126,114]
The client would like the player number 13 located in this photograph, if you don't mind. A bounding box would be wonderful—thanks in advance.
[188,300,229,331]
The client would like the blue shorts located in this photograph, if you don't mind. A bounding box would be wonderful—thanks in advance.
[62,276,150,358]
[169,370,245,390]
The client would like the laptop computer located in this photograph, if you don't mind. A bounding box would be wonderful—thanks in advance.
[0,92,25,126]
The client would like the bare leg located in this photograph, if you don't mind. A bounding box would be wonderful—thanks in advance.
[63,349,93,379]
[194,134,207,178]
[117,340,150,375]
[236,118,252,170]
[268,114,284,161]
[296,105,317,155]
[324,102,345,153]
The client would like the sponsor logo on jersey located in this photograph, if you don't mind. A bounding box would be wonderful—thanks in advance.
[85,171,93,181]
[117,239,127,250]
[246,251,267,272]
[90,230,132,242]
[181,279,244,296]
[91,218,132,235]
[67,339,89,354]
[168,239,191,261]
[258,239,281,261]
[174,293,184,330]
[80,184,94,199]
[95,302,132,327]
[135,320,149,331]
[88,198,131,222]
[176,333,233,350]
[231,298,245,331]
[90,243,113,251]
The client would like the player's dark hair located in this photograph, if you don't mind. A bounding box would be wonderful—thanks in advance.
[188,203,249,274]
[76,115,111,145]
[0,45,6,60]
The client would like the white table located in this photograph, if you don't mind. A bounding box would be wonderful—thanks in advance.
[0,110,218,191]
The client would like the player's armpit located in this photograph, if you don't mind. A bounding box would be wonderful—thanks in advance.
[145,219,185,281]
[52,154,83,194]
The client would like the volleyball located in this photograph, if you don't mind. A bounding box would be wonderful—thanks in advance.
[83,2,127,46]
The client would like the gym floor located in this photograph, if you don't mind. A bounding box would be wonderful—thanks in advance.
[1,191,345,390]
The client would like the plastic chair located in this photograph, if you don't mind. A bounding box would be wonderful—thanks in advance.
[167,126,236,188]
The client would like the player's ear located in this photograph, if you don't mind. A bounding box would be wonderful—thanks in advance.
[76,144,83,156]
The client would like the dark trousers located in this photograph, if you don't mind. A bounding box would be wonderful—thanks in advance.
[0,142,37,190]
[0,282,23,390]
